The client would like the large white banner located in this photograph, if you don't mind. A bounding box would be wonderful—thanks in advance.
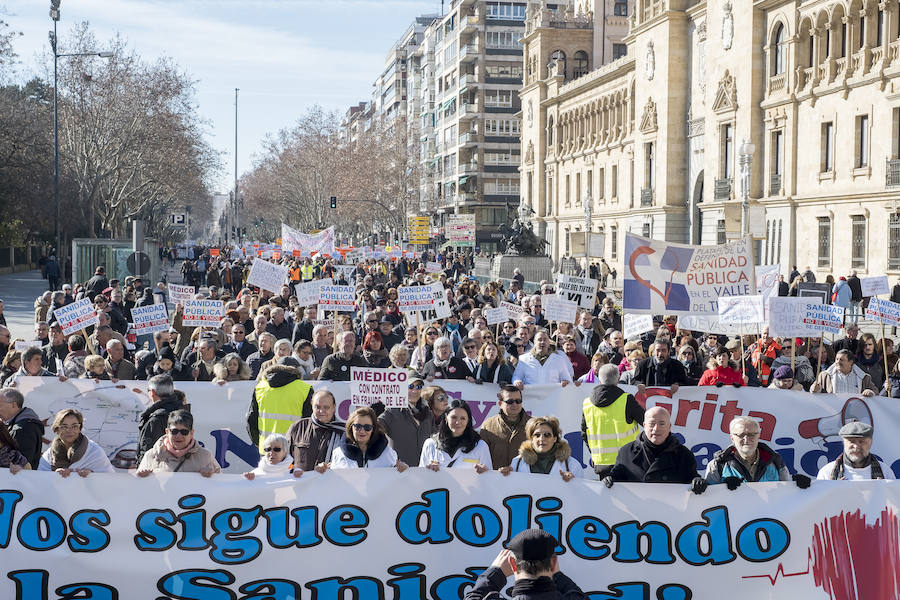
[282,223,335,256]
[13,378,900,481]
[623,233,755,316]
[1,470,898,600]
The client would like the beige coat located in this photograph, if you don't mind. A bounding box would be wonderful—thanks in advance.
[137,436,221,473]
[479,412,528,469]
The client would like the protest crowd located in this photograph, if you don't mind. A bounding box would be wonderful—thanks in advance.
[1,243,896,489]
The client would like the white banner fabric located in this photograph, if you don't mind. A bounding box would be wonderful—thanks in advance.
[281,223,335,256]
[1,470,898,600]
[623,233,755,316]
[129,304,170,335]
[556,274,599,309]
[246,258,289,293]
[54,298,99,335]
[12,378,900,481]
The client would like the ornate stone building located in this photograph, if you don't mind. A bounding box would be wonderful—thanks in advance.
[522,0,900,279]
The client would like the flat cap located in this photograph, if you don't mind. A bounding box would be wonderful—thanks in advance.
[508,529,558,562]
[839,421,873,438]
[724,339,741,351]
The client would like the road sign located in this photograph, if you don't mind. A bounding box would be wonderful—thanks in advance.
[126,251,151,276]
[447,214,475,247]
[170,213,186,226]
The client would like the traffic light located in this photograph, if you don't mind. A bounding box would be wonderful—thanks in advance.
[330,196,337,209]
[242,227,247,237]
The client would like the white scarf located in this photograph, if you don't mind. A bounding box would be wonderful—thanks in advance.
[251,455,294,477]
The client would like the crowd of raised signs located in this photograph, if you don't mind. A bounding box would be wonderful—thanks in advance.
[0,248,896,484]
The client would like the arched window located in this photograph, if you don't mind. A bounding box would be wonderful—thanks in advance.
[573,51,589,78]
[549,50,566,79]
[547,116,554,147]
[773,24,785,75]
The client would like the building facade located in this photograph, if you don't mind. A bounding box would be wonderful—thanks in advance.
[522,0,900,280]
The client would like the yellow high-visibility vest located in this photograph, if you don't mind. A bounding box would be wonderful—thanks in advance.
[254,377,311,451]
[301,265,315,281]
[582,393,639,466]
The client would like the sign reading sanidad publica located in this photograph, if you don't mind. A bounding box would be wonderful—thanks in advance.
[182,299,224,327]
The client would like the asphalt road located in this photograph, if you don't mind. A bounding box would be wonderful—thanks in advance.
[0,269,49,341]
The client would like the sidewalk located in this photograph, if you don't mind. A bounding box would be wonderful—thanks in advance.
[0,269,50,340]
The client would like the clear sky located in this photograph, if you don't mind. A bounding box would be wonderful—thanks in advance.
[4,0,440,191]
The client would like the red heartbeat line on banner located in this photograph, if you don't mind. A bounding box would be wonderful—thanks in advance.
[741,553,811,585]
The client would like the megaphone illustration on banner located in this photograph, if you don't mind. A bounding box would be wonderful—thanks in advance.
[797,398,873,439]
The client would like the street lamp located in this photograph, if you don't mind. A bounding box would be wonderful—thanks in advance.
[584,189,593,271]
[738,139,755,238]
[50,0,111,260]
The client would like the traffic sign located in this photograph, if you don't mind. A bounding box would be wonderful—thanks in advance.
[170,213,186,226]
[127,251,151,276]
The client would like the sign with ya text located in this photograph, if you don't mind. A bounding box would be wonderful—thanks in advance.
[54,298,99,335]
[556,274,599,310]
[129,304,169,335]
[350,367,408,409]
[182,299,224,327]
[623,233,755,316]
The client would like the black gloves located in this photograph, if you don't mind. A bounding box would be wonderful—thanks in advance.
[723,476,743,491]
[602,476,614,488]
[715,382,724,388]
[369,401,385,417]
[792,473,812,489]
[691,477,708,495]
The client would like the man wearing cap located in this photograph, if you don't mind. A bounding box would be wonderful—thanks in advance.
[378,316,402,351]
[817,422,894,480]
[465,529,588,600]
[247,355,313,451]
[769,365,802,390]
[725,338,761,386]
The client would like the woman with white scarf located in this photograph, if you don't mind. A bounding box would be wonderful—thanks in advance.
[39,409,114,477]
[243,434,300,480]
[811,350,878,396]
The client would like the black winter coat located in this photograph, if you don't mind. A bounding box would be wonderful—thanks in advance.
[465,567,587,600]
[632,357,689,387]
[8,407,45,470]
[137,395,184,463]
[609,433,698,483]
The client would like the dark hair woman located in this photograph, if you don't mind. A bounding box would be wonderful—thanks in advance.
[418,399,492,473]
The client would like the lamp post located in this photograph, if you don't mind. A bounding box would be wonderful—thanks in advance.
[50,0,111,261]
[738,139,755,238]
[584,189,593,273]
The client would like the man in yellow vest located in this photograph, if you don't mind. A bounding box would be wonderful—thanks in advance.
[301,261,316,282]
[246,356,314,451]
[581,363,645,479]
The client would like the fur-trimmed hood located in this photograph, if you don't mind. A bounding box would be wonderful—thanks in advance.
[516,438,571,466]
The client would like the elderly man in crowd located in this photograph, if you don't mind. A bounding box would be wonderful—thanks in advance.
[105,339,135,381]
[287,389,345,472]
[480,385,528,469]
[221,323,256,361]
[582,364,645,479]
[631,340,688,394]
[0,387,45,469]
[702,416,809,491]
[817,422,895,480]
[603,406,698,486]
[512,330,573,388]
[318,331,367,382]
[810,349,878,396]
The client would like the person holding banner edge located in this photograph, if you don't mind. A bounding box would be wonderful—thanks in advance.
[326,406,408,471]
[419,398,492,473]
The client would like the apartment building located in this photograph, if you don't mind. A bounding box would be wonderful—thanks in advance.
[522,0,900,278]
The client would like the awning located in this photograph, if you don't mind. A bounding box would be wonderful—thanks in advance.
[458,176,470,184]
[441,99,453,111]
[458,87,468,95]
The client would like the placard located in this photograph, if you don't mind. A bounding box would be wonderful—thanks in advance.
[768,297,819,338]
[717,295,765,325]
[182,299,224,327]
[311,318,335,330]
[317,285,355,313]
[499,301,525,322]
[349,367,408,409]
[865,296,900,326]
[246,259,289,293]
[542,295,578,324]
[623,313,654,339]
[415,282,451,323]
[484,307,507,326]
[129,304,170,335]
[800,302,845,335]
[860,275,890,297]
[755,263,780,319]
[425,261,442,273]
[397,285,435,315]
[556,274,599,310]
[296,279,326,307]
[53,298,99,335]
[14,340,42,352]
[167,283,194,305]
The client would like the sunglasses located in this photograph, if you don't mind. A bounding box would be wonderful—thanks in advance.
[264,447,284,453]
[408,383,424,390]
[169,428,190,436]
[427,331,438,336]
[464,345,476,350]
[352,423,374,432]
[502,398,523,404]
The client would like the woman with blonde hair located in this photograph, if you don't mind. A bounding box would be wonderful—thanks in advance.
[213,352,252,383]
[38,409,114,476]
[499,416,582,481]
[474,341,514,385]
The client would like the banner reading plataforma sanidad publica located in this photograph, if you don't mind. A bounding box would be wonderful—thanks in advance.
[1,469,898,600]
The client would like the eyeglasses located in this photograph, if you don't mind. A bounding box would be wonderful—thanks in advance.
[169,428,190,436]
[435,395,448,402]
[463,345,476,350]
[264,447,284,453]
[408,383,424,390]
[352,423,374,432]
[57,423,82,432]
[532,431,554,439]
[502,398,523,404]
[680,352,694,357]
[732,432,759,439]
